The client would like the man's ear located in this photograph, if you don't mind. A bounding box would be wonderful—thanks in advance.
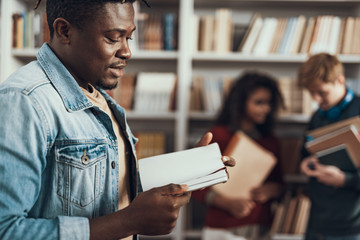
[337,74,346,85]
[53,18,72,44]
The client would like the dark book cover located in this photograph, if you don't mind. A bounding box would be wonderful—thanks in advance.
[316,144,356,172]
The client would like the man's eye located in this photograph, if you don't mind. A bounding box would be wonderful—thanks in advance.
[106,37,119,43]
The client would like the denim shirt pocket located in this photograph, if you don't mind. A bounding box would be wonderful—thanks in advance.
[56,143,107,207]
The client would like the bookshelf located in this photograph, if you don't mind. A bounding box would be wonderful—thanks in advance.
[2,0,360,240]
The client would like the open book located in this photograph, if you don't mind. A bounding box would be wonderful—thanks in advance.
[305,123,360,169]
[213,131,276,199]
[138,143,228,192]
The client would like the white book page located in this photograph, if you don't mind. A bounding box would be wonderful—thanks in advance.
[185,169,228,192]
[139,143,225,191]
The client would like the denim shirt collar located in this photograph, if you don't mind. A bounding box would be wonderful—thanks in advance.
[36,43,92,112]
[36,44,131,140]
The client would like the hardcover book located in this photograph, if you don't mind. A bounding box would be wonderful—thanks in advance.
[212,131,276,199]
[306,120,360,168]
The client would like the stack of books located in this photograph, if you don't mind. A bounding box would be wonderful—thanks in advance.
[305,116,360,170]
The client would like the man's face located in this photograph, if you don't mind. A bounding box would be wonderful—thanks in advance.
[67,2,136,89]
[307,79,346,111]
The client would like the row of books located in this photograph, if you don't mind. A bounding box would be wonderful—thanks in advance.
[270,192,311,235]
[194,8,235,52]
[194,9,360,55]
[189,75,315,116]
[134,131,167,159]
[131,10,178,51]
[189,76,232,113]
[278,77,315,117]
[12,11,50,49]
[109,72,177,113]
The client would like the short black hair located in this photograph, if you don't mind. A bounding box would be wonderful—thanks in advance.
[35,0,139,38]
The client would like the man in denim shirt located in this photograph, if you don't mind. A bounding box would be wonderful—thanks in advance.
[0,0,234,239]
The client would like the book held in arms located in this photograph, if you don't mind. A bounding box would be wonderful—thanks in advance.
[316,144,356,171]
[305,116,360,169]
[212,131,276,199]
[138,143,228,192]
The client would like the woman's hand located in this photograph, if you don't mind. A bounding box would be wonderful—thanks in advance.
[250,182,283,203]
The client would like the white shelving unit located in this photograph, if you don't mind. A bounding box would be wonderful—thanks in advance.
[2,0,360,240]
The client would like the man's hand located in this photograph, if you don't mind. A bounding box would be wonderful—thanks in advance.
[195,132,213,147]
[300,156,318,176]
[195,131,236,168]
[89,184,190,240]
[125,184,191,236]
[301,156,345,188]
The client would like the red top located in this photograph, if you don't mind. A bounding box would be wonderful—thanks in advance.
[192,125,284,228]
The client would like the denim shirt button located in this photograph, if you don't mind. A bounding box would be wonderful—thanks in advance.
[81,150,90,165]
[111,161,116,169]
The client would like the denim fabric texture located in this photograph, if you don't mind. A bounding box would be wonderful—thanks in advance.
[0,43,139,240]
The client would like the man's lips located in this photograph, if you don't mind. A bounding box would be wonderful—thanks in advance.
[109,64,126,69]
[109,65,126,78]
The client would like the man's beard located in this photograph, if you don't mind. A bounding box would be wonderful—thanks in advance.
[97,79,119,90]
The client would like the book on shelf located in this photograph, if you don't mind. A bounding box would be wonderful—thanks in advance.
[189,76,232,113]
[212,131,276,199]
[213,8,233,53]
[133,72,177,113]
[238,12,263,54]
[270,192,311,235]
[193,11,360,55]
[352,17,360,54]
[269,18,288,53]
[281,195,299,234]
[342,16,355,54]
[163,12,177,51]
[232,23,248,52]
[305,119,360,169]
[311,15,342,54]
[328,16,342,54]
[277,16,296,54]
[300,16,316,53]
[253,17,278,55]
[12,11,49,49]
[112,73,136,111]
[192,14,200,52]
[138,143,228,192]
[289,15,307,54]
[199,15,215,52]
[134,131,166,159]
[336,18,346,54]
[131,7,178,51]
[277,77,314,116]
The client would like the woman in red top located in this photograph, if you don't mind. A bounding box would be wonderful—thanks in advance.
[192,72,285,240]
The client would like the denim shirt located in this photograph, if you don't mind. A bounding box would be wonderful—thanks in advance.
[0,43,139,240]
